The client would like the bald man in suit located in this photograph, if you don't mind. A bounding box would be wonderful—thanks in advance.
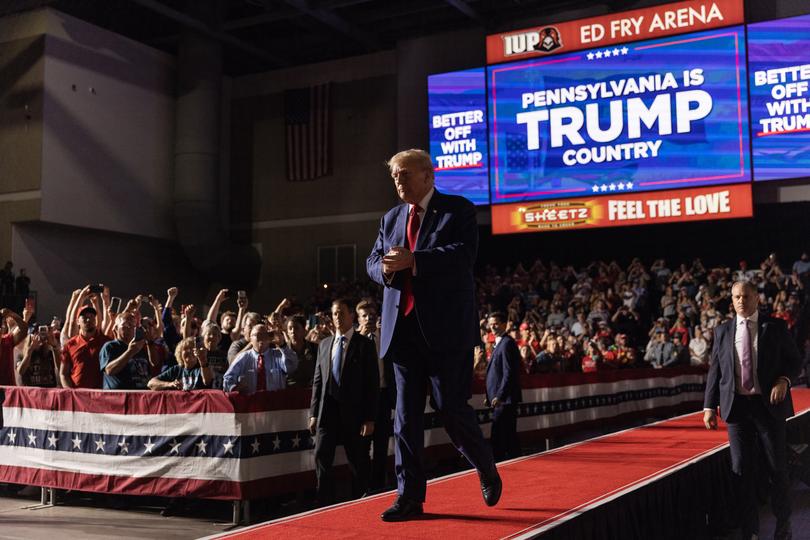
[704,280,801,540]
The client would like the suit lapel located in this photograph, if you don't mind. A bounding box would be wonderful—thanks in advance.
[343,333,357,377]
[416,192,439,251]
[325,336,336,384]
[393,204,408,248]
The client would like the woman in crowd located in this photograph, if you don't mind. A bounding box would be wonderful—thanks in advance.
[148,337,212,391]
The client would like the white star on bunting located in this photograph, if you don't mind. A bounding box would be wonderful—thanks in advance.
[7,430,16,444]
[250,438,260,455]
[618,182,625,190]
[222,439,234,456]
[27,432,37,446]
[586,52,594,60]
[95,439,106,452]
[47,433,58,448]
[592,185,600,193]
[600,185,608,192]
[144,438,155,454]
[612,48,620,56]
[72,436,82,449]
[626,181,634,189]
[170,439,181,455]
[272,436,281,451]
[118,438,129,455]
[621,46,629,55]
[291,434,301,448]
[609,183,616,191]
[595,51,603,59]
[196,439,207,455]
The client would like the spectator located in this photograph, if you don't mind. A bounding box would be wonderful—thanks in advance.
[227,311,262,363]
[60,305,109,389]
[200,323,227,389]
[162,287,182,352]
[285,315,317,387]
[689,327,709,367]
[223,324,298,394]
[535,332,563,372]
[14,269,30,298]
[0,262,13,296]
[99,313,150,390]
[606,333,637,368]
[218,310,237,353]
[645,330,685,368]
[1,308,27,385]
[148,337,212,391]
[17,326,60,387]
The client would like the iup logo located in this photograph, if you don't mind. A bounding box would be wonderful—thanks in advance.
[502,26,563,57]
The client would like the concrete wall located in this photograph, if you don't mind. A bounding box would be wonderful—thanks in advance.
[229,52,398,307]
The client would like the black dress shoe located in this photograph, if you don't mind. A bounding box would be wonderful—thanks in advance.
[480,468,502,507]
[380,496,423,522]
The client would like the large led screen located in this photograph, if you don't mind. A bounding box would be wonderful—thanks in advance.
[427,68,490,205]
[748,13,810,182]
[488,25,751,205]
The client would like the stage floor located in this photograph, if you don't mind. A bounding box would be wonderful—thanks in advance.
[205,389,810,540]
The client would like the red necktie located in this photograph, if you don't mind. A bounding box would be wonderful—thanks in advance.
[256,353,267,392]
[401,205,421,316]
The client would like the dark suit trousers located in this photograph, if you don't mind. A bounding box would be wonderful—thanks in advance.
[390,314,495,503]
[727,395,791,534]
[313,395,370,504]
[370,388,394,489]
[491,403,520,462]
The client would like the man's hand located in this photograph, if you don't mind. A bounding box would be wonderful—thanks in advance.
[382,247,414,274]
[491,397,501,408]
[215,289,228,303]
[167,287,179,299]
[770,379,789,405]
[128,338,146,355]
[236,295,248,310]
[168,379,183,390]
[703,408,718,430]
[360,421,375,437]
[309,417,317,435]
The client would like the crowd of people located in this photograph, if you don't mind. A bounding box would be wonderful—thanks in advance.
[2,252,809,393]
[473,252,810,381]
[0,261,31,303]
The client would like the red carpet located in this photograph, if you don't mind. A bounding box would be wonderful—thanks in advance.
[207,389,810,540]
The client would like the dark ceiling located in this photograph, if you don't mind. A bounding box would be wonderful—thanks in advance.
[0,0,637,76]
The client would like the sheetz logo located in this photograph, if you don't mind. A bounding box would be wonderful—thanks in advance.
[519,201,590,230]
[502,26,563,57]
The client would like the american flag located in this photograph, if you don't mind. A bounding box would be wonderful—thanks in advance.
[284,84,332,181]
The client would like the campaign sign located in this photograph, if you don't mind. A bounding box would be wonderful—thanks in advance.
[748,13,810,182]
[428,68,490,205]
[488,26,750,205]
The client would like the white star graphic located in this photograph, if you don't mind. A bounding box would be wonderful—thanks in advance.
[592,185,600,193]
[621,46,629,55]
[47,433,58,448]
[222,439,234,456]
[291,434,301,448]
[609,183,616,191]
[272,436,281,451]
[600,184,608,192]
[118,438,129,454]
[144,438,155,454]
[72,436,82,449]
[95,438,106,452]
[170,439,181,455]
[626,181,634,189]
[618,182,625,190]
[196,439,207,455]
[27,432,37,446]
[612,48,620,56]
[250,438,260,455]
[603,49,612,57]
[586,52,594,60]
[595,51,603,59]
[7,430,16,444]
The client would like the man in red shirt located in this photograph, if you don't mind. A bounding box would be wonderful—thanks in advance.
[0,308,27,385]
[59,306,109,389]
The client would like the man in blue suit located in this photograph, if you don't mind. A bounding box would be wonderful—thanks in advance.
[703,280,801,540]
[367,149,500,522]
[485,312,523,462]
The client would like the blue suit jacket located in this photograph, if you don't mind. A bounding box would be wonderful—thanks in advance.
[366,190,479,359]
[703,315,801,422]
[486,335,523,405]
